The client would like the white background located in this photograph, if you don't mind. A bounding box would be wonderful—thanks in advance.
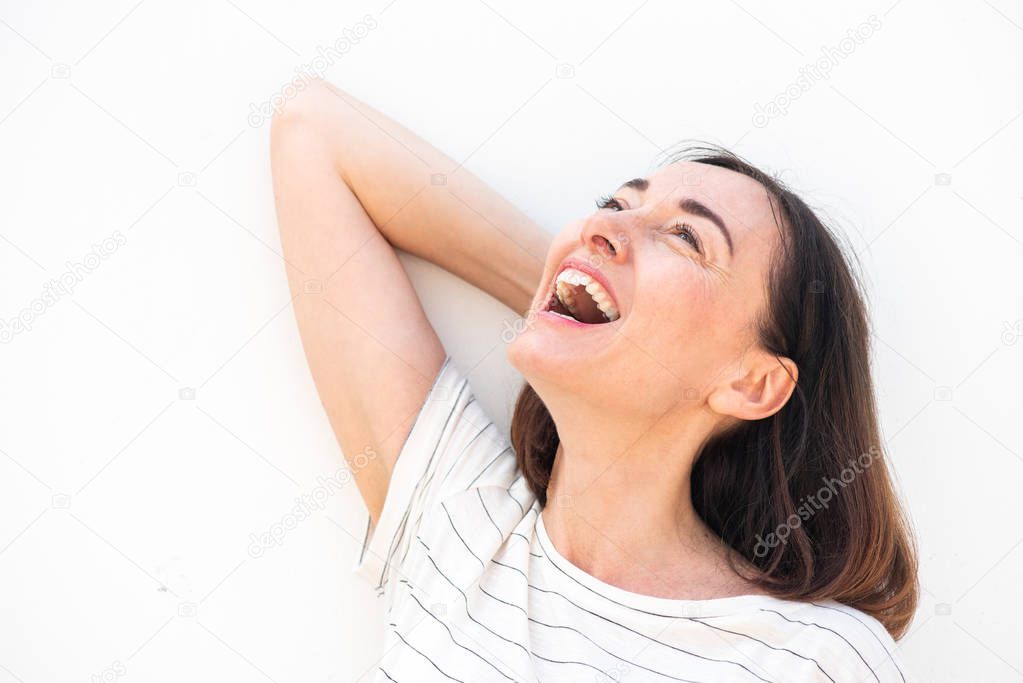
[1,0,1021,681]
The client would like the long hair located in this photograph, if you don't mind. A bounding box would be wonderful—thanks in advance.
[509,142,919,639]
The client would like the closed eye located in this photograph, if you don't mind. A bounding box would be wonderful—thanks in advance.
[666,220,702,253]
[595,194,623,211]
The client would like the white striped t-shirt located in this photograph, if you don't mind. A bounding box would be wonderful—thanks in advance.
[352,356,912,682]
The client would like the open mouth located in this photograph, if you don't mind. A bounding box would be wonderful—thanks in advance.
[541,267,620,324]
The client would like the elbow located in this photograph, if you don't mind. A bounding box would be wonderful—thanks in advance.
[270,76,334,135]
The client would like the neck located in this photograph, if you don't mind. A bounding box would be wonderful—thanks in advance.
[540,395,732,598]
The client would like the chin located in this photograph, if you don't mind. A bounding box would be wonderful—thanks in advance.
[506,324,547,382]
[506,322,612,407]
[508,326,566,387]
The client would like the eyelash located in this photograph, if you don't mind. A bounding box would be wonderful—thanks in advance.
[594,194,703,254]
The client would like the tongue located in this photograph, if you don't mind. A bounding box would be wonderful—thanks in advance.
[569,284,607,324]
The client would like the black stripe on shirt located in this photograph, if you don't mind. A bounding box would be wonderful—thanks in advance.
[505,487,525,515]
[534,546,777,680]
[527,615,702,682]
[464,446,513,490]
[404,590,520,682]
[377,376,470,590]
[421,533,772,683]
[441,500,485,569]
[416,534,653,683]
[477,584,526,615]
[416,537,534,662]
[477,488,504,540]
[398,398,508,570]
[436,412,491,488]
[536,540,833,677]
[527,649,641,682]
[523,581,773,683]
[760,608,879,683]
[691,618,835,682]
[392,379,475,574]
[810,602,905,682]
[392,627,463,682]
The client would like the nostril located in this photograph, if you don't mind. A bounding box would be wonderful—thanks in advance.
[592,234,616,257]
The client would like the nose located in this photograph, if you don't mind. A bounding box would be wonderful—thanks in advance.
[579,212,631,265]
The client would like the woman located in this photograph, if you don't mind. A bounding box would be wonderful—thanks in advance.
[270,77,918,682]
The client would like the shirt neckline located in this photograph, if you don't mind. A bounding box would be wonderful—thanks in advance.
[534,508,787,619]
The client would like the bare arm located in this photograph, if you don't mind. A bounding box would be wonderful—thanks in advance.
[270,78,550,525]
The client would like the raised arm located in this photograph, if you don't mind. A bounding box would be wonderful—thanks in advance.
[269,78,549,526]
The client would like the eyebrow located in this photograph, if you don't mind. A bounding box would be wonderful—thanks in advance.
[618,177,734,256]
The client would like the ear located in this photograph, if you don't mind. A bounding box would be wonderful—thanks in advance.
[706,350,798,422]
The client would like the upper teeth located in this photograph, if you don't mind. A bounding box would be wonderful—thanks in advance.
[554,268,620,322]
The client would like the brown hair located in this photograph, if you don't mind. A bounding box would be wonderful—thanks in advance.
[510,141,918,639]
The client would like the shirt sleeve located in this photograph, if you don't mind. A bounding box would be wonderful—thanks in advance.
[350,355,521,594]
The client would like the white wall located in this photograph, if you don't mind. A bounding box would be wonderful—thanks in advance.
[1,0,1020,680]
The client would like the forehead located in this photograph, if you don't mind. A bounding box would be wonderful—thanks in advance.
[632,161,782,250]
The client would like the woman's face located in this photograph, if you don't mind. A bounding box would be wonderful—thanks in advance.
[508,161,786,422]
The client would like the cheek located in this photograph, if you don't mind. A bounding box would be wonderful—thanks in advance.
[628,271,734,373]
[638,293,712,356]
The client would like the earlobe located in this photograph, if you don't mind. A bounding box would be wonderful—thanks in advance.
[707,354,798,422]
